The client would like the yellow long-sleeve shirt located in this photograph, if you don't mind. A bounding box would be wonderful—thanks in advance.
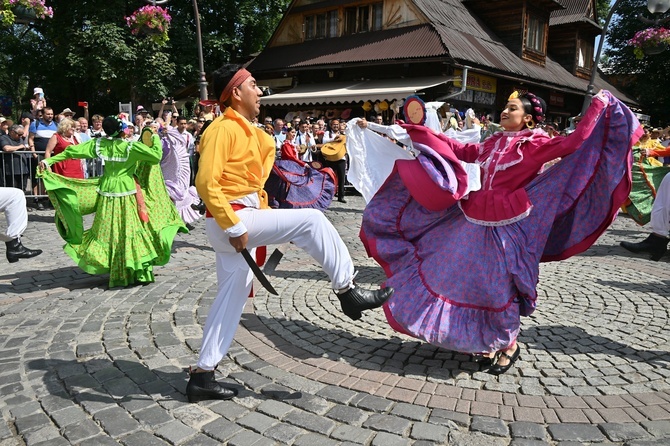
[195,107,275,230]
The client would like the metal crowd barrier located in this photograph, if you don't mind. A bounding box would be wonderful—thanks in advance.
[0,150,104,198]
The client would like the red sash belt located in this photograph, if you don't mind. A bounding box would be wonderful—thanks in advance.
[205,202,246,217]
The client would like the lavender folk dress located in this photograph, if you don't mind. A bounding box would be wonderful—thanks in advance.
[161,127,201,225]
[361,91,642,354]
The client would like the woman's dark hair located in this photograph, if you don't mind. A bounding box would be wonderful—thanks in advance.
[102,116,122,136]
[195,119,213,144]
[519,93,547,124]
[211,63,244,101]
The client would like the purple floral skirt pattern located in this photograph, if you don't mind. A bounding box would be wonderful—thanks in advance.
[361,93,642,353]
[265,160,336,211]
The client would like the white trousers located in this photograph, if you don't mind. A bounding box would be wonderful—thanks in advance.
[651,174,670,237]
[197,207,355,370]
[0,187,28,242]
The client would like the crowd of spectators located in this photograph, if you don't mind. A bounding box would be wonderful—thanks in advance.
[258,113,356,201]
[0,89,216,211]
[5,86,668,212]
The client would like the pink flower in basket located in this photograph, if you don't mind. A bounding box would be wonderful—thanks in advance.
[125,5,172,45]
[628,27,670,59]
[2,0,54,27]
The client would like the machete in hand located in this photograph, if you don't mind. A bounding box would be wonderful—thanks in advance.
[241,248,278,295]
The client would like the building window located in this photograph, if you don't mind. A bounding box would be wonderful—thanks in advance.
[344,8,357,34]
[316,13,327,37]
[372,3,383,30]
[344,2,383,35]
[328,10,338,37]
[526,14,545,53]
[304,10,338,40]
[578,39,594,70]
[305,15,315,40]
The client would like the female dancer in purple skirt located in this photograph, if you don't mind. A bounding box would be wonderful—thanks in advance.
[359,90,642,374]
[265,127,336,211]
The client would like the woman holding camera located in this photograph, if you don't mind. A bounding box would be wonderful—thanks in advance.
[158,98,178,127]
[30,87,47,116]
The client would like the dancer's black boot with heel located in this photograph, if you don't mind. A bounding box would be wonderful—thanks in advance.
[186,368,238,403]
[6,238,42,263]
[620,233,669,261]
[336,284,394,320]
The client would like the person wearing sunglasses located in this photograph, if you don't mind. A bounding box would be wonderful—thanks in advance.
[0,125,31,190]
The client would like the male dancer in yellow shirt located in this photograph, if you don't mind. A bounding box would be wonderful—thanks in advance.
[188,64,393,402]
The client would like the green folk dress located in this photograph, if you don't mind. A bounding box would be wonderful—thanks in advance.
[40,133,187,287]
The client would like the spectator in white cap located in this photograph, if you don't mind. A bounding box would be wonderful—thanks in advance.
[60,108,76,119]
[125,122,139,141]
[30,87,47,116]
[135,105,149,130]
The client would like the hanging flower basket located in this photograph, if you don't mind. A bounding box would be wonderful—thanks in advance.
[13,5,35,19]
[125,5,171,46]
[1,0,53,27]
[629,27,670,59]
[644,44,668,56]
[141,25,162,36]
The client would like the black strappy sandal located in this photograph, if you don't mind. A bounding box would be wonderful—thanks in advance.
[487,345,521,375]
[471,353,494,366]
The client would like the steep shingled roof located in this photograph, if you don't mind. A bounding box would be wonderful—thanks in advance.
[249,25,447,71]
[249,0,634,102]
[550,0,599,27]
[423,0,630,100]
[412,0,588,90]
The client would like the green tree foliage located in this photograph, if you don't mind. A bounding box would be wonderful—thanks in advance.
[0,25,47,112]
[0,0,289,118]
[603,0,670,123]
[596,0,611,26]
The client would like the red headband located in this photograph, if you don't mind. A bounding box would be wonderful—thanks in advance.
[219,68,252,105]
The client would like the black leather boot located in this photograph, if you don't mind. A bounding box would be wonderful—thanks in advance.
[620,233,669,261]
[6,238,43,263]
[186,369,238,403]
[190,200,206,215]
[336,285,394,320]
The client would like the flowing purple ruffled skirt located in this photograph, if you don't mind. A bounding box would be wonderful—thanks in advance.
[265,160,336,211]
[361,94,642,354]
[161,129,201,225]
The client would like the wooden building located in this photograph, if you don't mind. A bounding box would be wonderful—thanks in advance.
[249,0,635,127]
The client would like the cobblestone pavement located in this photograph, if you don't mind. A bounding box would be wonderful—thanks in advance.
[2,195,670,446]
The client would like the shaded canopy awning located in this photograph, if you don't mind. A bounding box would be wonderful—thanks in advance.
[260,76,452,106]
